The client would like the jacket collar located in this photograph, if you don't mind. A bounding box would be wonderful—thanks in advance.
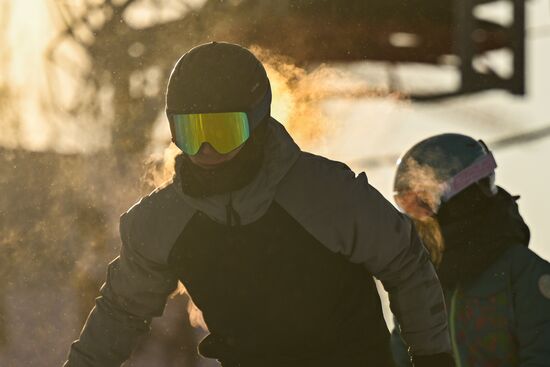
[172,118,300,225]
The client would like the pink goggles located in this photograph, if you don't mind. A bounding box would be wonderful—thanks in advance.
[441,152,497,202]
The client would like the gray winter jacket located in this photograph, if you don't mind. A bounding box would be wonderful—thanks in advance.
[65,119,450,366]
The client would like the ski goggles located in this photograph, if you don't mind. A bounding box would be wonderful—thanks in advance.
[441,151,497,202]
[169,112,251,155]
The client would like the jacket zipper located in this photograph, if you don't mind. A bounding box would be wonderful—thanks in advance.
[225,192,241,227]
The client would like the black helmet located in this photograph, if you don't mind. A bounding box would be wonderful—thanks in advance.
[165,42,271,134]
[394,133,497,217]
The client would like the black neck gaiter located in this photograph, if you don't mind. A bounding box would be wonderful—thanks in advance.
[177,122,268,198]
[436,188,530,289]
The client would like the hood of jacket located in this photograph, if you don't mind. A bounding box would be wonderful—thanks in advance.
[436,188,530,288]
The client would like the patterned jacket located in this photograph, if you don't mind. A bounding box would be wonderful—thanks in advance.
[392,244,550,367]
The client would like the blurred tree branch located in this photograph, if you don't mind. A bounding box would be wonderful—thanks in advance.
[0,0,21,149]
[46,0,185,159]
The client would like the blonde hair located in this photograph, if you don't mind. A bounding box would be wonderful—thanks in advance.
[413,217,445,267]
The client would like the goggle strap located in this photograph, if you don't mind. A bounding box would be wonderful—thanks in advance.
[442,152,497,202]
[167,87,270,129]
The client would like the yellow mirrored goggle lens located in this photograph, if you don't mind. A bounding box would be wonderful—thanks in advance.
[172,112,250,155]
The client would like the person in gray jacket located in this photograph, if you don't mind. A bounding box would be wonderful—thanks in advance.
[64,42,454,367]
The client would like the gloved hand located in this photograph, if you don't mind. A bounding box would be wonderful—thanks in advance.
[411,352,455,367]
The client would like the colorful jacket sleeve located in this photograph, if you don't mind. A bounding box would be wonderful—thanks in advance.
[63,211,178,367]
[510,245,550,366]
